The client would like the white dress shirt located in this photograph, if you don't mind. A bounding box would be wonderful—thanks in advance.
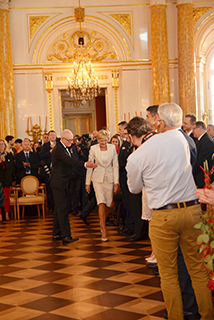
[126,129,197,209]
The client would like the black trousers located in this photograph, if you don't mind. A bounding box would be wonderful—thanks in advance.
[51,187,71,238]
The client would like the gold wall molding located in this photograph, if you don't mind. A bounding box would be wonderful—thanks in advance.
[30,16,50,39]
[62,100,83,109]
[150,4,170,105]
[47,29,117,62]
[0,7,17,138]
[112,71,120,131]
[33,15,130,63]
[56,75,108,81]
[177,3,196,115]
[44,73,54,130]
[109,14,131,35]
[193,7,212,25]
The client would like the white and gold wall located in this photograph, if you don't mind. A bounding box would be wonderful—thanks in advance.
[2,0,214,138]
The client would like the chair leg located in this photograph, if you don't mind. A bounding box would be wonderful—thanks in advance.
[14,203,17,220]
[17,205,20,220]
[37,205,40,217]
[22,206,25,219]
[42,203,45,218]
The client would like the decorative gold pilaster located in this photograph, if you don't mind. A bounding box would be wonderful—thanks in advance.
[0,1,17,138]
[44,74,54,130]
[112,71,119,131]
[150,5,170,105]
[177,3,196,115]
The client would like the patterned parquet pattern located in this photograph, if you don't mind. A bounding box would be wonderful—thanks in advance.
[0,211,167,320]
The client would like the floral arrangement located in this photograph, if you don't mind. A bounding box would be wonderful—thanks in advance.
[194,160,214,290]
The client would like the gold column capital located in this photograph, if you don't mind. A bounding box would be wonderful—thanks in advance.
[45,73,53,93]
[0,0,10,10]
[112,71,119,90]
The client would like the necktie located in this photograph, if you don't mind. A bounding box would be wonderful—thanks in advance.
[26,153,30,173]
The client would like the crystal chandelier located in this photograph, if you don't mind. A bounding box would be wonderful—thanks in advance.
[67,1,100,105]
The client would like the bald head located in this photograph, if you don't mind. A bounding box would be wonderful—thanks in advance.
[61,130,74,147]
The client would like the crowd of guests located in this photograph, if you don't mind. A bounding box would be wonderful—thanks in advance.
[1,104,214,319]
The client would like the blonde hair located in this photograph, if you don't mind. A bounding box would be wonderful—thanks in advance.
[0,139,10,155]
[97,130,108,140]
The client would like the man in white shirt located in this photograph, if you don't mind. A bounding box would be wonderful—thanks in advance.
[126,103,214,320]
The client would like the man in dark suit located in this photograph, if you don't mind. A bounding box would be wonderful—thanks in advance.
[15,138,40,184]
[182,113,197,143]
[118,121,135,237]
[40,130,57,212]
[192,121,214,188]
[49,129,97,245]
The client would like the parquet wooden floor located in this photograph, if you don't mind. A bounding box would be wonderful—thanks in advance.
[0,211,168,320]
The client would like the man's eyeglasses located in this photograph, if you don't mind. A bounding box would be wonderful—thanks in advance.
[63,138,73,142]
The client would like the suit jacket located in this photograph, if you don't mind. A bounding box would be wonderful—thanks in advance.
[193,132,214,188]
[179,129,197,166]
[40,142,52,167]
[0,152,14,187]
[118,140,129,173]
[15,150,40,183]
[86,143,119,185]
[49,141,84,189]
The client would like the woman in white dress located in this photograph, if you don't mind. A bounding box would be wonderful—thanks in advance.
[86,130,119,241]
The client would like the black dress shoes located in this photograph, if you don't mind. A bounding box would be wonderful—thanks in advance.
[71,210,79,216]
[52,234,63,241]
[118,228,129,235]
[78,214,89,225]
[129,234,144,242]
[62,236,79,245]
[147,263,158,269]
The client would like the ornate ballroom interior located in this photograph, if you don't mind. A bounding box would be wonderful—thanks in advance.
[1,0,214,139]
[0,1,214,320]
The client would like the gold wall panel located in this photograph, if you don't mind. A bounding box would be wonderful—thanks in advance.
[0,9,17,138]
[47,29,117,62]
[150,5,170,105]
[177,3,196,115]
[109,14,131,35]
[30,16,50,39]
[193,7,212,25]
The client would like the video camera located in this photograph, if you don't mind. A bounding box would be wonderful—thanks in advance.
[76,134,91,152]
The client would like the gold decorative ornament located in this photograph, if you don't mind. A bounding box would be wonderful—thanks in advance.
[74,1,85,23]
[29,16,50,39]
[193,7,212,25]
[26,116,47,142]
[203,110,211,127]
[44,74,54,130]
[62,99,83,109]
[47,29,116,63]
[109,14,131,35]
